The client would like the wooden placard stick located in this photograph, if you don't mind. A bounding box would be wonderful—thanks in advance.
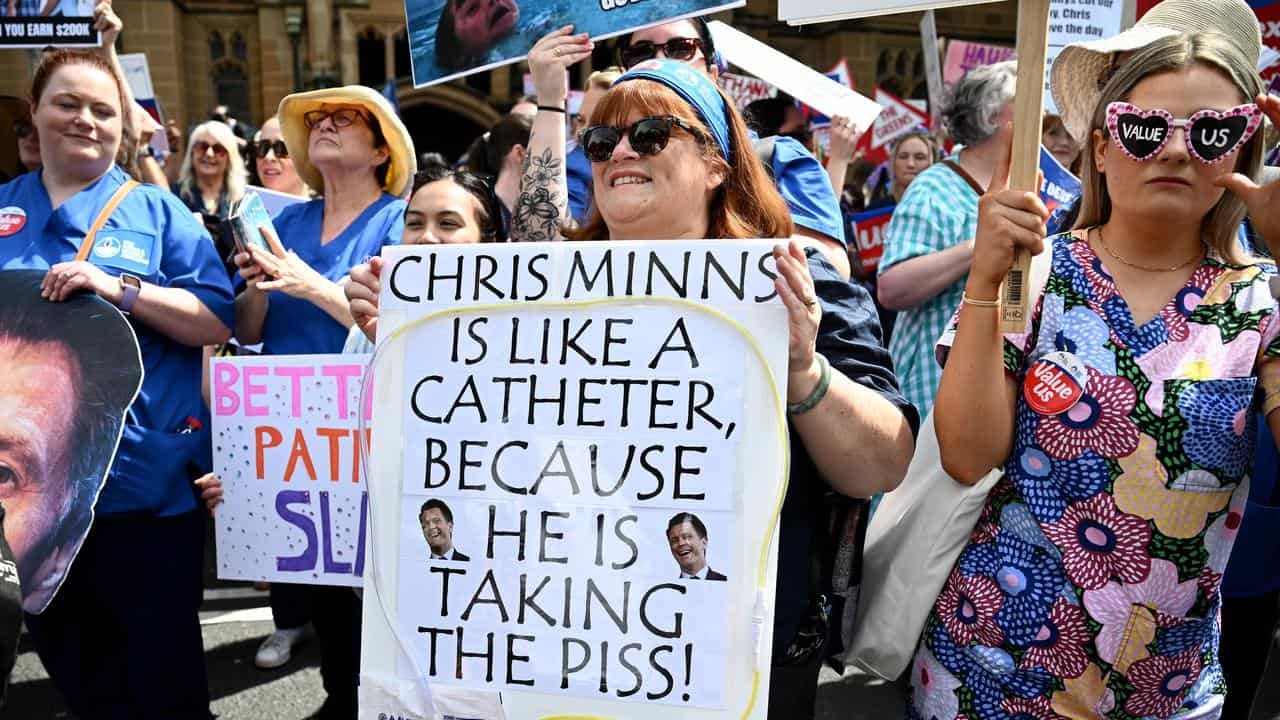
[999,0,1052,333]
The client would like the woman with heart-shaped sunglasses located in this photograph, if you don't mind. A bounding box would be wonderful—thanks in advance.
[911,32,1280,720]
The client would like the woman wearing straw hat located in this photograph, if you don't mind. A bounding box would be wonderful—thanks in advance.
[233,84,415,719]
[1047,0,1262,234]
[917,31,1280,720]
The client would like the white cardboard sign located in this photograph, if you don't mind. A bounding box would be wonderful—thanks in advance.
[708,21,883,131]
[359,241,790,720]
[1046,0,1125,114]
[778,0,1001,26]
[211,354,371,587]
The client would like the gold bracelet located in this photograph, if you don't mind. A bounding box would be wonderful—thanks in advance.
[962,292,1000,308]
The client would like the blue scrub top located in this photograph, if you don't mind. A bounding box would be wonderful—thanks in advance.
[566,144,592,225]
[771,136,846,247]
[0,166,236,517]
[247,193,403,355]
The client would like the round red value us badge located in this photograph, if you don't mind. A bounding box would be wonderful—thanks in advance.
[0,206,25,236]
[1024,351,1088,415]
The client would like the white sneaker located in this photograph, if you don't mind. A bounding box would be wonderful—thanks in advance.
[254,627,305,669]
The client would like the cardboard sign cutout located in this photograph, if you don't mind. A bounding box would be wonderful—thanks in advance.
[0,269,143,614]
[359,241,789,720]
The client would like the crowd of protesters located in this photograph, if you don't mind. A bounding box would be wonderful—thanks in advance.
[3,0,1280,718]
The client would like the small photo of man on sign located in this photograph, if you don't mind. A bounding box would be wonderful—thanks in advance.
[667,512,725,581]
[420,498,469,561]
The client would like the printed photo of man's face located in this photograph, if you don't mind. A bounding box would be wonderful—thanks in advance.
[0,269,143,614]
[0,340,83,611]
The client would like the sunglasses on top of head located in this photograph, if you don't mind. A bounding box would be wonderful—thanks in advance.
[620,37,706,69]
[1106,101,1263,165]
[579,116,704,163]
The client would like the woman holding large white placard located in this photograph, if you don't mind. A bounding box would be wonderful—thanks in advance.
[345,57,917,720]
[914,33,1280,720]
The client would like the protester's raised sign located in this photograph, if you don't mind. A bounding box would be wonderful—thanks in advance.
[211,354,371,587]
[709,21,882,131]
[1046,0,1125,113]
[778,0,1000,25]
[360,241,789,720]
[405,0,742,87]
[0,0,97,47]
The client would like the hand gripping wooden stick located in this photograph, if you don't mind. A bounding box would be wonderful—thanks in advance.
[999,0,1052,333]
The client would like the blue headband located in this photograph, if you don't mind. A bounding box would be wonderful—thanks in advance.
[614,58,731,160]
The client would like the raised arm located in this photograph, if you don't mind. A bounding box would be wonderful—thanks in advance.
[511,26,593,242]
[934,142,1047,483]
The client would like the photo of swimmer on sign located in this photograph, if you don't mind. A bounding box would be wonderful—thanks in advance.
[404,0,742,87]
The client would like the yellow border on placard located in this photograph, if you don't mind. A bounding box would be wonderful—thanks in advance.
[359,296,790,720]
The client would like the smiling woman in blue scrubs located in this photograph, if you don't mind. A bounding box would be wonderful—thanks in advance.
[0,49,234,718]
[232,84,414,720]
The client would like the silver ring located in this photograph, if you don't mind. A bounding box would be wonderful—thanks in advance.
[61,271,71,279]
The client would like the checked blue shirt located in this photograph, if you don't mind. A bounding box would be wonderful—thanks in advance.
[876,159,980,417]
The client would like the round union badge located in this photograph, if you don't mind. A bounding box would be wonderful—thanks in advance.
[1024,351,1088,416]
[0,206,26,236]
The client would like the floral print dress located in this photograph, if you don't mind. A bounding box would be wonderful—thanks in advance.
[910,231,1280,720]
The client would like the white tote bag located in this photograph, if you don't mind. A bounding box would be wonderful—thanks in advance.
[840,410,1001,680]
[841,243,1056,681]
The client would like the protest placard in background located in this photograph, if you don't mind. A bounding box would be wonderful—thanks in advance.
[776,0,999,24]
[1045,0,1125,113]
[941,38,1015,84]
[710,21,882,131]
[404,0,742,88]
[211,354,371,587]
[850,204,894,275]
[0,0,97,47]
[1038,146,1080,214]
[721,72,776,110]
[360,241,789,720]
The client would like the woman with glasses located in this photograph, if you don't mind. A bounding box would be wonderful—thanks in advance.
[917,33,1280,720]
[0,48,234,719]
[517,21,852,279]
[232,85,415,720]
[344,164,507,351]
[175,120,246,274]
[176,119,246,221]
[524,58,916,720]
[247,115,310,199]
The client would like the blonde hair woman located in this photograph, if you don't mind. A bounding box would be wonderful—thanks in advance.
[914,33,1279,720]
[175,119,247,220]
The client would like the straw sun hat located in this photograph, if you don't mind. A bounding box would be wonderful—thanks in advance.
[1050,0,1262,145]
[278,85,417,197]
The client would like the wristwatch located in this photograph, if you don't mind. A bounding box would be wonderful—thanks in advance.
[118,272,141,313]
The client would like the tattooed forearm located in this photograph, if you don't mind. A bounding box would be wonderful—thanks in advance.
[513,147,574,242]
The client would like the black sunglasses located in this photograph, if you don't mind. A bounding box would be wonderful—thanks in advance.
[251,139,289,159]
[620,37,706,69]
[579,116,703,163]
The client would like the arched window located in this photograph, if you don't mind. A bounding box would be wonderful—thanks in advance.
[357,28,386,87]
[209,31,225,62]
[212,59,251,126]
[394,30,411,80]
[231,32,248,62]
